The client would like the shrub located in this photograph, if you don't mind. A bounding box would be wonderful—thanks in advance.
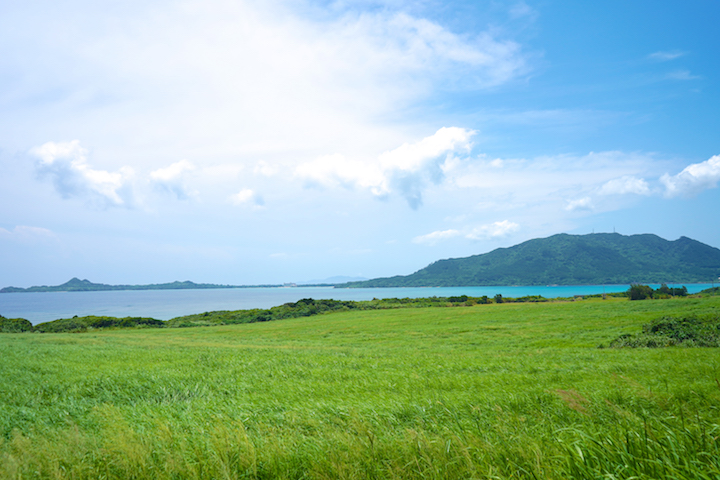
[627,284,653,300]
[0,315,33,333]
[608,314,720,348]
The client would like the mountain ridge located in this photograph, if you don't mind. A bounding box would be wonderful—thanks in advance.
[340,233,720,287]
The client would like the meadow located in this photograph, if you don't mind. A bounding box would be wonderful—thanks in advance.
[1,296,719,479]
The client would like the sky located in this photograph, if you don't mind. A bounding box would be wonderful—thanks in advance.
[1,0,719,287]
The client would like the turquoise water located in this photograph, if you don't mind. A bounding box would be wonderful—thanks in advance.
[0,284,714,325]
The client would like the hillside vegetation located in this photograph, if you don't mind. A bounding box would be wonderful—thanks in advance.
[342,233,720,287]
[1,297,719,479]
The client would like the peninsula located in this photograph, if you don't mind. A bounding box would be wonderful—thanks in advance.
[0,277,276,293]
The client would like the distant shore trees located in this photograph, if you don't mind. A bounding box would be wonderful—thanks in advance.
[628,284,688,300]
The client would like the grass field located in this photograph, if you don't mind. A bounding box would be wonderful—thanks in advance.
[1,297,720,479]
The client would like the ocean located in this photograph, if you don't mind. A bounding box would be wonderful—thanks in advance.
[0,284,714,325]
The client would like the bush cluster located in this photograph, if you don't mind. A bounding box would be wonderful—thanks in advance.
[607,314,720,348]
[0,315,33,333]
[3,294,555,333]
[32,316,165,333]
[627,283,688,300]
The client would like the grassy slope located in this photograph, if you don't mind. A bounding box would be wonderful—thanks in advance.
[1,297,720,479]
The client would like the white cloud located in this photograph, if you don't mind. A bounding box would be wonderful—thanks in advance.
[150,160,194,182]
[0,225,56,243]
[413,220,519,245]
[380,126,474,208]
[295,127,474,208]
[599,176,650,196]
[358,12,527,88]
[648,50,686,61]
[229,188,264,207]
[254,161,278,177]
[150,160,196,199]
[31,140,135,207]
[565,197,593,212]
[665,70,700,81]
[661,155,720,197]
[7,1,526,170]
[509,2,536,19]
[489,158,504,168]
[295,154,385,193]
[466,220,520,240]
[412,229,461,245]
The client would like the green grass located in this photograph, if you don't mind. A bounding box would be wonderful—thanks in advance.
[1,297,720,479]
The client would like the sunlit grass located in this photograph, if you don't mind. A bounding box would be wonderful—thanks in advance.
[1,296,719,478]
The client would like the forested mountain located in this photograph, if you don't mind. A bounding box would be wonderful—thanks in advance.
[341,233,720,287]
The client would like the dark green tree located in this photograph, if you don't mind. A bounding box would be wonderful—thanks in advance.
[628,284,654,300]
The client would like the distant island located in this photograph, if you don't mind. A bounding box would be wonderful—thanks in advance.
[0,278,275,293]
[339,233,720,288]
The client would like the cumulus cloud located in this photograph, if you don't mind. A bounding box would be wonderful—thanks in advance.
[599,176,651,196]
[661,155,720,197]
[295,127,474,208]
[229,189,264,207]
[32,140,135,207]
[150,160,196,199]
[466,220,520,240]
[412,229,461,245]
[565,197,593,212]
[295,154,386,194]
[379,127,474,208]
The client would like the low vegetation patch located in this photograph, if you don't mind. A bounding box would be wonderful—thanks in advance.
[4,295,560,333]
[31,315,165,333]
[0,315,33,333]
[607,314,720,348]
[700,286,720,296]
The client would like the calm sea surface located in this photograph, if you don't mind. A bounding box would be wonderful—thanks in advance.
[1,284,714,325]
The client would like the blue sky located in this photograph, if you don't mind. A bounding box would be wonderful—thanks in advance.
[1,0,719,287]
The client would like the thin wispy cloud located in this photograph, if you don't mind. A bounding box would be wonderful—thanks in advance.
[664,70,700,81]
[413,229,461,245]
[0,226,57,243]
[648,50,686,62]
[414,221,520,246]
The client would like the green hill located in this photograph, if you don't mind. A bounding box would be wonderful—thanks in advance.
[341,233,720,287]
